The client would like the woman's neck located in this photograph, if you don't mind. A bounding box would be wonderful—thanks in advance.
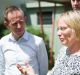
[68,41,80,54]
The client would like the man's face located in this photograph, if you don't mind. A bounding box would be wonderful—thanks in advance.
[7,10,25,39]
[71,0,80,10]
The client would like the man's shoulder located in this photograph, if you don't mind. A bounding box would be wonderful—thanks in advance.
[27,32,42,41]
[0,34,10,42]
[27,32,43,44]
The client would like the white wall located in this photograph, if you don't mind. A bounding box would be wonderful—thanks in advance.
[0,0,36,22]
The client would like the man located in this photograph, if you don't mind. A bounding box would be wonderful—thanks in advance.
[0,5,48,75]
[71,0,80,10]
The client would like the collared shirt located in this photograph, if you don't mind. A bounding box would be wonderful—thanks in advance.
[0,42,5,75]
[0,31,48,75]
[47,46,80,75]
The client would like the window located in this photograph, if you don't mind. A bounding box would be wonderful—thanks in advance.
[37,12,52,25]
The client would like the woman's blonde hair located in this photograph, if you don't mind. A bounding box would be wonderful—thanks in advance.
[59,10,80,40]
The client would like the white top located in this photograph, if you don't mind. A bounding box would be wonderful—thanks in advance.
[0,31,48,75]
[47,46,80,75]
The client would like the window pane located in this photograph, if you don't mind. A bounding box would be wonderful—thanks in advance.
[37,12,52,25]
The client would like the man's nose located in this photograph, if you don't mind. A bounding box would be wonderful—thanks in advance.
[17,23,21,28]
[74,0,78,5]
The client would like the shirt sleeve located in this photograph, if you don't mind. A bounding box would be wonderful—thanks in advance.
[37,39,48,75]
[0,42,5,75]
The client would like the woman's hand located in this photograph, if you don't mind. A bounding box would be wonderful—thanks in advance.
[17,64,36,75]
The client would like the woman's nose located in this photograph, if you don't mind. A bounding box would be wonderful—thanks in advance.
[57,30,62,37]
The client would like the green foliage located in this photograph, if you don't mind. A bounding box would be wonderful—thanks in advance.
[26,26,41,36]
[0,22,7,38]
[0,22,10,38]
[3,30,10,36]
[26,26,49,50]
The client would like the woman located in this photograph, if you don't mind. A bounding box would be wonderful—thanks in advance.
[17,10,80,75]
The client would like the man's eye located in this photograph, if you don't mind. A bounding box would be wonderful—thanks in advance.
[19,20,24,24]
[12,22,17,26]
[72,0,75,2]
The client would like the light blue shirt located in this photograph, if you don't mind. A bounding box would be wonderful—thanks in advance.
[0,31,48,75]
[0,42,5,75]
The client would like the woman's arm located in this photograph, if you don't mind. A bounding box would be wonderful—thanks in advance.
[17,64,36,75]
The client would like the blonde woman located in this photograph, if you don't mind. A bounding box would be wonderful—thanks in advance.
[17,10,80,75]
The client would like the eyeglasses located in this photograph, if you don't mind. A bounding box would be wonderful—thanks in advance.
[9,19,25,26]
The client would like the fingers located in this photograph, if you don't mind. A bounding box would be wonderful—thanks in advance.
[16,63,36,75]
[17,64,23,72]
[17,64,27,75]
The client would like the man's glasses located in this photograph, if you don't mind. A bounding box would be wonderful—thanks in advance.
[9,19,25,26]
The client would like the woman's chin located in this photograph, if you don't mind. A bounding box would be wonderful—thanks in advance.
[61,42,67,46]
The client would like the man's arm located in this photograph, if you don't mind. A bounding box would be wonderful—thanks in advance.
[0,43,5,75]
[37,39,48,75]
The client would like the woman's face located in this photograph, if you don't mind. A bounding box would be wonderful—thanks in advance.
[57,19,77,47]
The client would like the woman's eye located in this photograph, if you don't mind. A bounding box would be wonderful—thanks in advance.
[57,27,67,31]
[61,27,67,30]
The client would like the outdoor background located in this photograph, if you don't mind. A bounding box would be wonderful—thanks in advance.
[0,0,71,69]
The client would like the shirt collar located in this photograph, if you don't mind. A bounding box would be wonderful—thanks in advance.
[9,31,29,42]
[22,31,29,41]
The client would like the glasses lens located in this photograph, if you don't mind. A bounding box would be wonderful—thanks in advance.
[9,19,24,26]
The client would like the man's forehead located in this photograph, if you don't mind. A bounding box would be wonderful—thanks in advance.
[7,10,22,17]
[7,11,23,20]
[71,0,80,1]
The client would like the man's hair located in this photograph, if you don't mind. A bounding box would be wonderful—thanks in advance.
[4,5,24,22]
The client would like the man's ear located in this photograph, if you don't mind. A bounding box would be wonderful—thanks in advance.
[4,21,9,29]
